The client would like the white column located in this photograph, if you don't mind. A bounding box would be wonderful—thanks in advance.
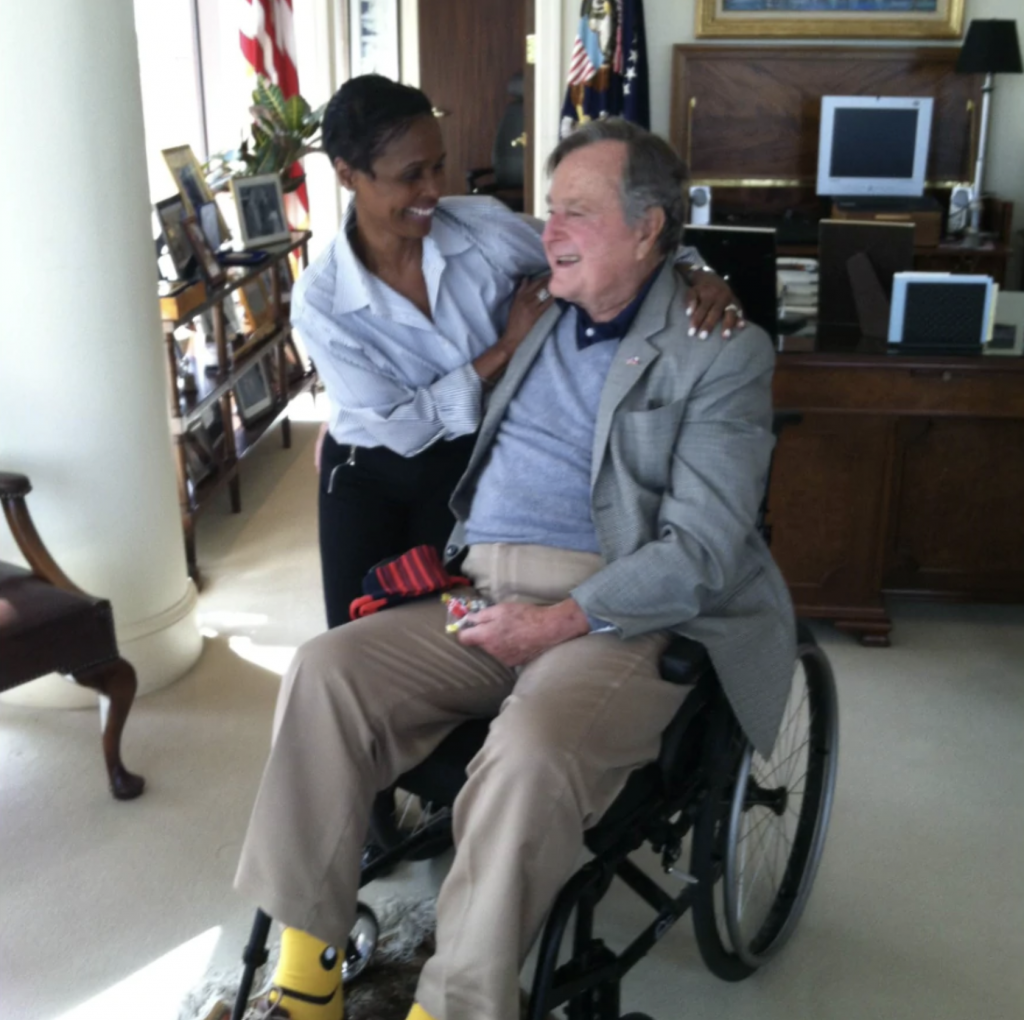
[0,0,201,708]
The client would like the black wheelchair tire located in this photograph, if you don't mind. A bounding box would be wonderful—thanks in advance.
[691,635,839,981]
[689,698,754,981]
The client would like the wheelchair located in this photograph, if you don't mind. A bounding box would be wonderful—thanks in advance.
[230,414,840,1020]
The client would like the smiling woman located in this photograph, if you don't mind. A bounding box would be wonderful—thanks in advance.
[292,74,556,630]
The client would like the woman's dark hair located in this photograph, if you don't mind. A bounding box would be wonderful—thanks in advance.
[322,75,434,175]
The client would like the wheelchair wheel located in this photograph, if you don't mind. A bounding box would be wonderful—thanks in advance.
[691,635,839,980]
[368,787,452,860]
[342,902,379,984]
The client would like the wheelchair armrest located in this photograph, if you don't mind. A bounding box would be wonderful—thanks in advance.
[660,635,712,686]
[658,637,720,791]
[466,166,496,193]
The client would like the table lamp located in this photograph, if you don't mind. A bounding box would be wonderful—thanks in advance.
[955,19,1022,236]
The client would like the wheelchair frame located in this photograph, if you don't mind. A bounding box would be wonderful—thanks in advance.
[231,625,838,1020]
[230,412,839,1020]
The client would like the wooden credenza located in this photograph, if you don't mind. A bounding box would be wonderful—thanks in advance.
[769,346,1024,645]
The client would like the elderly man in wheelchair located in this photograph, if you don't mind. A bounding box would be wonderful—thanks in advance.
[232,118,838,1020]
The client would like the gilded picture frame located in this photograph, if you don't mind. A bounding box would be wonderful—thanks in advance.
[695,0,964,40]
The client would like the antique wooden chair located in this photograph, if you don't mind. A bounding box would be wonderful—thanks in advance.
[0,471,144,800]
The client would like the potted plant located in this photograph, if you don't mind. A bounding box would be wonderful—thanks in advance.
[206,77,325,196]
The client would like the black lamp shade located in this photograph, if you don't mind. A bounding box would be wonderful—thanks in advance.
[956,19,1023,75]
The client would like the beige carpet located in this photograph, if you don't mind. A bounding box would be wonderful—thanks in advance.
[2,399,1024,1020]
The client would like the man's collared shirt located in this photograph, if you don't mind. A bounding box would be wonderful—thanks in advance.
[292,196,548,456]
[572,262,662,349]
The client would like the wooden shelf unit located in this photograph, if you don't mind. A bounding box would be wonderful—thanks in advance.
[161,231,314,580]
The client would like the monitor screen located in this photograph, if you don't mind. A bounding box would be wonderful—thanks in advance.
[817,97,933,198]
[888,273,994,353]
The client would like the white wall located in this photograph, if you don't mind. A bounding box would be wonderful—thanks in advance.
[554,0,1023,265]
[293,0,350,258]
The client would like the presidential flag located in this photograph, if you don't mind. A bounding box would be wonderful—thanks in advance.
[561,0,650,138]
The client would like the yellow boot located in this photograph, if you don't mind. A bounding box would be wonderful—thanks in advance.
[265,927,343,1020]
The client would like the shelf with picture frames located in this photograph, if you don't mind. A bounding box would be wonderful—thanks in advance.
[160,230,317,581]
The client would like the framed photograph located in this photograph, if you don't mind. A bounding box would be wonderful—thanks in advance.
[235,359,275,425]
[986,292,1024,357]
[182,216,227,288]
[162,144,231,239]
[276,258,295,304]
[201,401,225,451]
[695,0,964,40]
[182,426,215,487]
[350,0,401,80]
[231,174,291,250]
[237,275,273,331]
[198,200,223,252]
[154,195,195,280]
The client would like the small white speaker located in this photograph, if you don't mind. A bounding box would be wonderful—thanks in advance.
[947,184,973,236]
[689,184,712,226]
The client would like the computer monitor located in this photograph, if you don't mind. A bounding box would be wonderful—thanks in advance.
[816,96,934,198]
[682,225,778,344]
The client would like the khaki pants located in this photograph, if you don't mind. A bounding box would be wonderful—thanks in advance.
[235,544,691,1020]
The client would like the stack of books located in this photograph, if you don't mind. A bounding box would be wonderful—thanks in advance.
[777,257,820,325]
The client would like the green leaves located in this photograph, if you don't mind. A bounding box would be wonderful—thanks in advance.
[204,75,324,191]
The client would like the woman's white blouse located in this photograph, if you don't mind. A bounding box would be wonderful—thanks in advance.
[292,196,549,456]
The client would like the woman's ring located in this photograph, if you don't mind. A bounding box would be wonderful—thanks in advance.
[537,288,551,303]
[725,302,742,314]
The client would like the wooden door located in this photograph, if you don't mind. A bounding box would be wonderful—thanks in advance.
[417,0,529,204]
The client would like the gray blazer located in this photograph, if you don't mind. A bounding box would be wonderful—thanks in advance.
[449,261,796,756]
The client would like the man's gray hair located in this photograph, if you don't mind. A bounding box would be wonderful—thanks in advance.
[546,119,689,255]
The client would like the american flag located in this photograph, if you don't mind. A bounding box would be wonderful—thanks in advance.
[239,0,308,218]
[561,0,649,138]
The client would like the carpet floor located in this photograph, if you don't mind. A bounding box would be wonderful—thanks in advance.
[2,404,1023,1020]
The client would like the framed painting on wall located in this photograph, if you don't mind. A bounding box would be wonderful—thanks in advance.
[695,0,964,40]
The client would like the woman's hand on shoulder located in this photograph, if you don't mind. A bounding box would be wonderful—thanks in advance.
[501,276,555,354]
[473,276,554,388]
[678,266,746,340]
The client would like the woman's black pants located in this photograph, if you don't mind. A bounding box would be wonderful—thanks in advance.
[317,433,476,629]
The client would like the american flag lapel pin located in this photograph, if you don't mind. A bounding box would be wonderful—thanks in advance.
[626,356,642,366]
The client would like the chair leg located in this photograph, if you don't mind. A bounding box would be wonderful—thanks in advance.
[73,657,145,800]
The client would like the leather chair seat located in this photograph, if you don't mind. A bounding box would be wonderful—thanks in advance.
[0,563,118,690]
[0,470,144,798]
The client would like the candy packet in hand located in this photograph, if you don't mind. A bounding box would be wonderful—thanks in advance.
[442,592,491,633]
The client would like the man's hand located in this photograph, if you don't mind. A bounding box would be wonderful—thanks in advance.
[456,598,590,667]
[683,269,746,340]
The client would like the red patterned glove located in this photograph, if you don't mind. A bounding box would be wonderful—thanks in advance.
[349,545,469,621]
